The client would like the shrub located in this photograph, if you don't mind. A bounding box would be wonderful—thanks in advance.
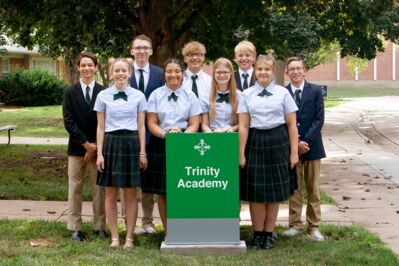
[0,68,67,106]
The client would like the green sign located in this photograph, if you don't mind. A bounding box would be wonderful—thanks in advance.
[166,133,239,219]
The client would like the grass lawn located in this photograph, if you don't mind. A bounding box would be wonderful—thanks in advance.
[0,105,67,138]
[0,144,334,204]
[327,87,399,98]
[0,220,397,265]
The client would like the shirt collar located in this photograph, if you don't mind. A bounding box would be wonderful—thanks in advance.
[185,69,204,78]
[255,80,275,92]
[80,79,95,89]
[291,81,305,93]
[166,85,183,95]
[110,85,133,94]
[134,62,150,72]
[238,67,253,78]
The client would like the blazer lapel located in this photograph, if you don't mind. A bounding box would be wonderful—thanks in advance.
[299,81,311,112]
[250,72,256,87]
[235,72,243,91]
[131,67,138,89]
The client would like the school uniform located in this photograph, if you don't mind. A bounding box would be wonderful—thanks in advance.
[200,90,241,130]
[234,68,256,91]
[94,85,147,188]
[143,85,202,195]
[237,81,298,203]
[183,69,211,103]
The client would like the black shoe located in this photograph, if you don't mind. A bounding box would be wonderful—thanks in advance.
[71,230,85,241]
[251,234,264,249]
[262,236,274,249]
[96,230,107,239]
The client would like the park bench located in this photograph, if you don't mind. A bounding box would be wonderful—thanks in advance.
[0,125,17,145]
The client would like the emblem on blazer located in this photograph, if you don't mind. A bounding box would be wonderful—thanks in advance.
[194,139,211,156]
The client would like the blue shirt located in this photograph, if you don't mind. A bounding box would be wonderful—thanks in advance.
[94,85,147,132]
[201,90,241,130]
[237,81,298,129]
[147,85,202,130]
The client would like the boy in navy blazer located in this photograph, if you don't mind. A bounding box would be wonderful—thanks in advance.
[63,52,106,240]
[282,56,326,241]
[129,34,164,234]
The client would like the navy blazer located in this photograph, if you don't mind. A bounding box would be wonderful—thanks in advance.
[130,63,164,100]
[234,71,256,91]
[286,81,326,161]
[62,82,105,156]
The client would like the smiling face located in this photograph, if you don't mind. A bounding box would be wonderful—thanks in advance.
[77,57,96,83]
[131,39,153,67]
[164,62,183,90]
[111,61,131,89]
[286,59,306,87]
[214,64,232,90]
[255,60,275,87]
[234,50,255,72]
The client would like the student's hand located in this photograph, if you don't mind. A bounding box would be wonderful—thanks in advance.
[167,127,182,133]
[290,153,299,169]
[239,154,246,168]
[140,156,148,170]
[213,128,224,133]
[298,141,310,156]
[83,142,97,154]
[96,155,104,172]
[83,151,95,162]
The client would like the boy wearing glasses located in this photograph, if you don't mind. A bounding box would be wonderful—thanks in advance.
[130,34,164,235]
[282,56,326,242]
[182,41,211,104]
[234,40,256,91]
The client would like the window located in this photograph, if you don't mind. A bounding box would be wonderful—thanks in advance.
[2,57,10,74]
[32,58,55,74]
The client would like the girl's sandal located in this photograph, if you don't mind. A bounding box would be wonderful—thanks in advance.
[110,238,119,248]
[123,238,134,249]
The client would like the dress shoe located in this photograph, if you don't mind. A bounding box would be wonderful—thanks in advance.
[96,230,107,239]
[71,230,85,241]
[262,236,274,249]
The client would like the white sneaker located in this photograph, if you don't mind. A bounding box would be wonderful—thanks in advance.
[133,227,146,235]
[282,227,302,237]
[143,225,156,234]
[308,229,325,242]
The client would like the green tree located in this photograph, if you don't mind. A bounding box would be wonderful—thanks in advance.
[1,1,398,84]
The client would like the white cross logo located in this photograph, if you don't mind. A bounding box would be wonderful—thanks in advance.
[194,139,211,156]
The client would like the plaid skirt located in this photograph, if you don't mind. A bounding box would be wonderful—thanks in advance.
[241,124,297,203]
[142,135,166,195]
[97,130,141,188]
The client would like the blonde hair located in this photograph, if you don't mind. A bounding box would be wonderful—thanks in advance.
[234,40,256,57]
[182,41,206,57]
[209,58,238,125]
[108,57,133,74]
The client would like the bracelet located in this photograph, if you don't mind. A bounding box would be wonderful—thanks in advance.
[139,153,147,157]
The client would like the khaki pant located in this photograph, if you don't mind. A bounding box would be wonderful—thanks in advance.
[67,156,106,231]
[288,159,321,229]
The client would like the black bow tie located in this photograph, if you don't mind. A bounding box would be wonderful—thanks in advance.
[257,89,273,97]
[216,93,230,103]
[168,92,178,102]
[114,91,128,101]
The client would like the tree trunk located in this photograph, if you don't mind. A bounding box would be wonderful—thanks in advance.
[64,49,79,85]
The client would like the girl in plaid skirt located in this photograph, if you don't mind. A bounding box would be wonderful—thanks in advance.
[237,55,299,249]
[95,58,148,249]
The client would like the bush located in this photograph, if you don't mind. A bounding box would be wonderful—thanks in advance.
[0,68,67,106]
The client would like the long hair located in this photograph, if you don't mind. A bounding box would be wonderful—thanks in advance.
[209,58,238,124]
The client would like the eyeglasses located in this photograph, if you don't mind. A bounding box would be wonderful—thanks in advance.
[215,71,231,76]
[287,67,304,73]
[133,46,152,51]
[186,53,204,58]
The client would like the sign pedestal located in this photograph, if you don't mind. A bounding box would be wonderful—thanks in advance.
[160,133,246,255]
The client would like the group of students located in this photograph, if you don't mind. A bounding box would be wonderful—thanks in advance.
[63,34,326,250]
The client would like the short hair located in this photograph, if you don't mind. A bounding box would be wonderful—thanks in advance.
[76,52,98,66]
[234,40,256,57]
[132,34,152,48]
[286,56,305,68]
[255,54,276,71]
[182,41,206,57]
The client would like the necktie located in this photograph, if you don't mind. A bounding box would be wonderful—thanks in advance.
[294,89,301,107]
[257,88,273,97]
[191,75,199,97]
[216,93,229,103]
[114,91,128,101]
[138,69,145,93]
[168,92,178,102]
[242,73,249,90]
[85,86,91,105]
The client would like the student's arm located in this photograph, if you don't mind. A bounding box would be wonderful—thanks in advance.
[147,113,165,139]
[285,112,299,169]
[138,111,147,170]
[201,113,212,132]
[238,113,250,168]
[96,112,105,172]
[185,115,200,133]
